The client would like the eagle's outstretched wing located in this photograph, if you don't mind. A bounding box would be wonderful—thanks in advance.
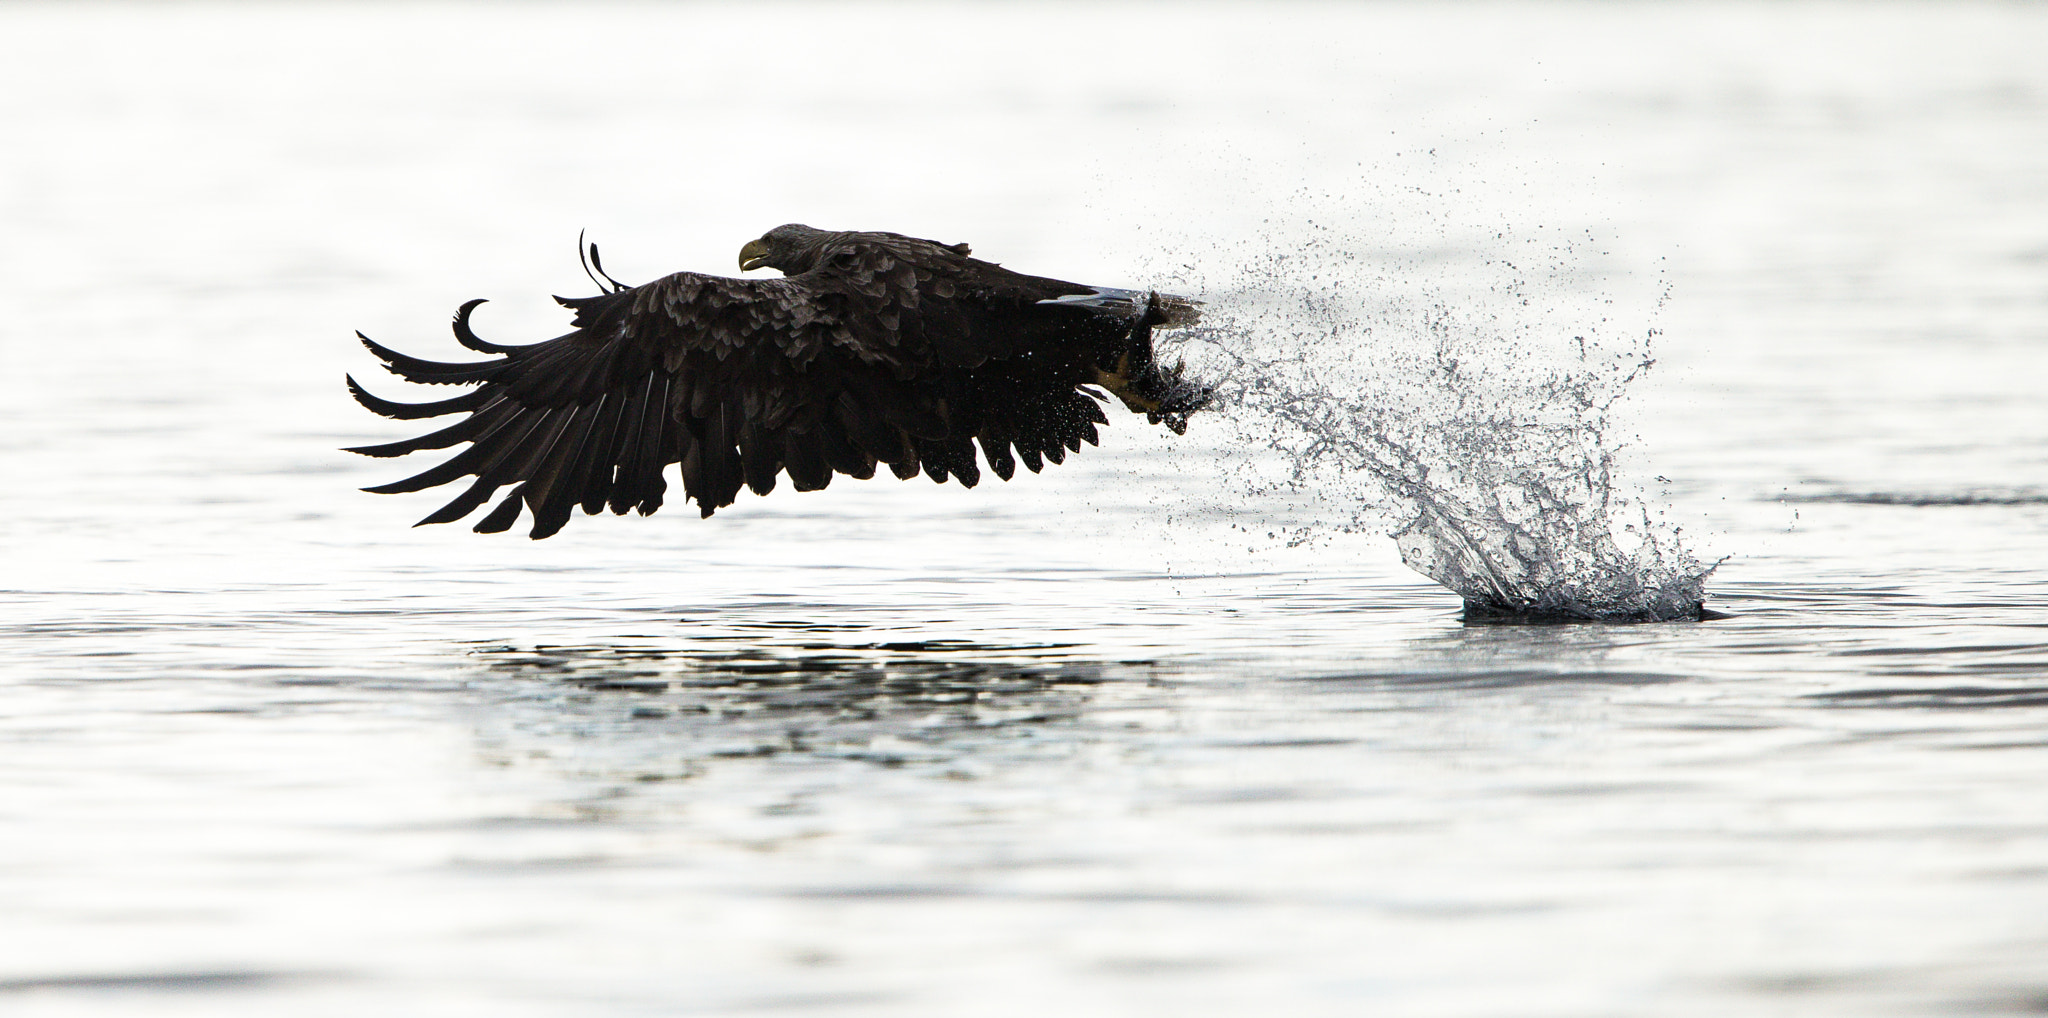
[347,231,1207,539]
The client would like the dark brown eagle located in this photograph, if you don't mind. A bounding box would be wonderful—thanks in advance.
[347,224,1213,539]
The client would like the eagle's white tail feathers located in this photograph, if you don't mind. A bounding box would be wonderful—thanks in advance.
[1037,287,1201,328]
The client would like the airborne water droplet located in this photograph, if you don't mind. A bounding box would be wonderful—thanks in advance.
[1165,212,1718,622]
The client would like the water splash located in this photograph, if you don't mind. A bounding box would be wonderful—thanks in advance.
[1162,211,1717,621]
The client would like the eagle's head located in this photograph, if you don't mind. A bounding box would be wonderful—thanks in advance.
[738,223,833,275]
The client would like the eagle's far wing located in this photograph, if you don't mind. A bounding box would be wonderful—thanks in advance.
[346,271,952,538]
[806,236,1138,481]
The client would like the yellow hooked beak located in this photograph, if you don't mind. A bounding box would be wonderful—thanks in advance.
[738,239,771,272]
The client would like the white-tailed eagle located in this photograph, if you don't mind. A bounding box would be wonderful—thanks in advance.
[347,224,1213,538]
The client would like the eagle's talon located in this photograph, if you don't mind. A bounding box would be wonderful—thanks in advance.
[1140,291,1167,327]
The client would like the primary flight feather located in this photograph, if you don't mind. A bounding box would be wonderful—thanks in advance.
[347,224,1214,538]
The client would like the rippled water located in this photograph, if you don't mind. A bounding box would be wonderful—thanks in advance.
[5,2,2048,1015]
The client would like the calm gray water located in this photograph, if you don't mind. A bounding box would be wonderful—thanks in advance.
[4,2,2047,1015]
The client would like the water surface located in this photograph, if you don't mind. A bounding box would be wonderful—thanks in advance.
[3,2,2047,1015]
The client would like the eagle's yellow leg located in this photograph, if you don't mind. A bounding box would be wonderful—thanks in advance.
[1093,351,1162,414]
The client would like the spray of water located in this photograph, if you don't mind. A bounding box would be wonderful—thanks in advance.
[1158,206,1717,621]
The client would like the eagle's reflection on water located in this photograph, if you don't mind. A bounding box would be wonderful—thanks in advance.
[461,631,1149,785]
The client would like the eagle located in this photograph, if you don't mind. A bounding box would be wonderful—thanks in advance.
[346,224,1214,539]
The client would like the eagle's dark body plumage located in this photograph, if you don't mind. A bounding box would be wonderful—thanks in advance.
[347,224,1211,538]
